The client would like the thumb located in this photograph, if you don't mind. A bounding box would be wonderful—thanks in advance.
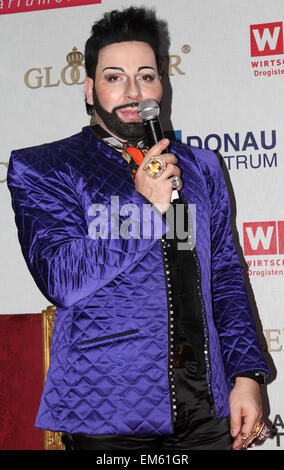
[145,138,169,159]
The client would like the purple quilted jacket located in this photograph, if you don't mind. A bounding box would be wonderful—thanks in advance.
[7,126,269,435]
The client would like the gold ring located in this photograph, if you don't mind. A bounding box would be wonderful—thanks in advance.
[241,421,273,449]
[143,156,167,179]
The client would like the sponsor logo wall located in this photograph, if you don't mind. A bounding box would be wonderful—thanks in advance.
[0,0,283,450]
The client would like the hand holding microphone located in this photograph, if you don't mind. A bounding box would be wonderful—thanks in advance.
[135,99,182,213]
[135,138,182,214]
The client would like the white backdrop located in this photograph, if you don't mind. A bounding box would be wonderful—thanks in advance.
[0,0,283,450]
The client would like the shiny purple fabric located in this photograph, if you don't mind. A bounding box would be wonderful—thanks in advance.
[7,127,269,435]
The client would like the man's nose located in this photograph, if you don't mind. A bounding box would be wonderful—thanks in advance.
[125,78,142,100]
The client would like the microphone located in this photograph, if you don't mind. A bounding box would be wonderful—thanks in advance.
[137,99,164,148]
[138,99,180,202]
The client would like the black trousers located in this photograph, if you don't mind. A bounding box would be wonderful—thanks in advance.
[62,361,233,450]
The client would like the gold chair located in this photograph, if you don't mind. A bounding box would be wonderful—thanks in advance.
[42,305,65,450]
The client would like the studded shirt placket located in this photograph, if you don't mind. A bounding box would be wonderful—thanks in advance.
[160,196,216,427]
[161,236,178,422]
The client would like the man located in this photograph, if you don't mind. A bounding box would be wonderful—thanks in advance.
[7,7,270,450]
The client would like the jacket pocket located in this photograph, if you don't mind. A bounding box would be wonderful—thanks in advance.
[78,328,140,347]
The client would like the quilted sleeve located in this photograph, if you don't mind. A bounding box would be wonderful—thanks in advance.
[206,152,269,384]
[7,149,168,308]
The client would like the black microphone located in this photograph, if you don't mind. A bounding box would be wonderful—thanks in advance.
[138,99,180,202]
[137,99,165,148]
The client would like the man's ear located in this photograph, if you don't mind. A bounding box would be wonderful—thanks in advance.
[84,77,94,105]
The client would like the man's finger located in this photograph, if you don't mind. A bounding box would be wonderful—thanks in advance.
[230,407,243,450]
[145,139,170,158]
[161,163,181,180]
[232,413,260,450]
[240,410,260,438]
[230,407,242,438]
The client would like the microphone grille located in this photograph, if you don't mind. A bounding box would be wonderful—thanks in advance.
[138,99,160,121]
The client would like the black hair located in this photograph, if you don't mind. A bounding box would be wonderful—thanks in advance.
[84,6,162,115]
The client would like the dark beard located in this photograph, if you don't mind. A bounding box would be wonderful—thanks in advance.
[92,89,146,143]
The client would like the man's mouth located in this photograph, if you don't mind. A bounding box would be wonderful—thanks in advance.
[114,103,142,122]
[118,108,141,121]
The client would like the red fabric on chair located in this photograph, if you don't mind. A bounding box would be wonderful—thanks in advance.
[0,314,44,450]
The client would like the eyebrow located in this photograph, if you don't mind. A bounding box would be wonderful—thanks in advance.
[138,66,156,72]
[102,66,156,72]
[103,66,125,72]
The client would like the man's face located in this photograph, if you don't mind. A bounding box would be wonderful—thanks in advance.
[85,41,163,142]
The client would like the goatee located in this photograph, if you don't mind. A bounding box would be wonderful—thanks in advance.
[92,89,146,143]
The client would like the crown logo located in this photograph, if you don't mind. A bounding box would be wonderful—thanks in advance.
[66,47,84,66]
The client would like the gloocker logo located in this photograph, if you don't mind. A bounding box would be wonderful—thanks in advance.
[0,0,101,15]
[250,22,284,56]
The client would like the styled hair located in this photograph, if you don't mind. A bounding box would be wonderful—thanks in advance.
[84,7,162,115]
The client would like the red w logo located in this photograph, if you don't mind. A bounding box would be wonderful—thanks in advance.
[250,22,284,57]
